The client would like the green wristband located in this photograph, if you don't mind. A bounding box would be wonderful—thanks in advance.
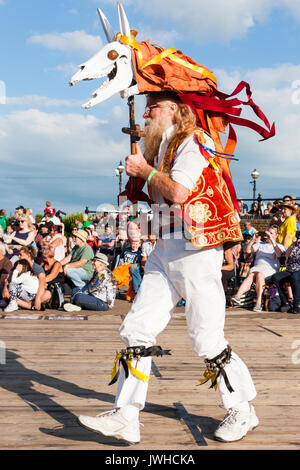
[147,169,158,186]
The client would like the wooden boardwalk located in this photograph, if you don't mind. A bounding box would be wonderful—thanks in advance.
[0,300,300,450]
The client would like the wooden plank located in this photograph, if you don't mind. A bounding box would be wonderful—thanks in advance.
[0,303,299,449]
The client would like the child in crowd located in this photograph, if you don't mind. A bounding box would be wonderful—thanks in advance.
[3,259,39,313]
[44,200,55,216]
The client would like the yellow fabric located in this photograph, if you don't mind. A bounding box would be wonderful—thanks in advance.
[111,351,149,384]
[278,216,297,246]
[112,264,132,288]
[112,264,136,302]
[199,369,218,391]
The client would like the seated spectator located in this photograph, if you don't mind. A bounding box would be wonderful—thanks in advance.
[271,233,300,313]
[43,225,65,262]
[278,203,297,248]
[68,227,78,253]
[74,218,83,230]
[85,225,99,253]
[0,244,12,300]
[119,239,142,265]
[40,245,64,306]
[35,224,50,264]
[63,252,117,312]
[236,199,248,216]
[4,224,14,237]
[270,200,281,215]
[114,229,130,256]
[263,202,274,216]
[3,259,39,312]
[291,196,298,210]
[60,229,94,289]
[0,209,8,233]
[231,227,284,312]
[44,200,55,216]
[238,235,254,279]
[130,235,157,295]
[41,212,54,231]
[82,213,91,230]
[25,208,35,224]
[221,247,236,301]
[242,221,257,237]
[3,215,36,264]
[17,246,47,310]
[99,225,116,266]
[112,239,142,301]
[245,202,259,217]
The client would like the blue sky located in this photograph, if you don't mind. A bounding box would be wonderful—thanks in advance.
[1,0,300,216]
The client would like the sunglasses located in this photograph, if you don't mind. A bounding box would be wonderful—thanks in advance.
[144,103,170,116]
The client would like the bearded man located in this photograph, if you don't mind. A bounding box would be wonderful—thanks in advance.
[78,92,258,444]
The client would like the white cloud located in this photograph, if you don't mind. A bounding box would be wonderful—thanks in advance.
[6,95,84,108]
[44,63,79,77]
[27,31,103,55]
[136,26,179,48]
[281,0,300,21]
[134,0,274,43]
[0,109,120,164]
[213,63,300,197]
[130,0,300,44]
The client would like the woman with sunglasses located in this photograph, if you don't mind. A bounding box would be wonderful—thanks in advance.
[3,215,35,264]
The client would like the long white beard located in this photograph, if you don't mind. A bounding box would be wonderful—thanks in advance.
[142,117,169,165]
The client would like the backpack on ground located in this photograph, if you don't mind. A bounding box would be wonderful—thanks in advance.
[47,282,65,309]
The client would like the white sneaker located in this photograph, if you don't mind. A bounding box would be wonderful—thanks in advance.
[231,295,242,306]
[78,409,140,444]
[63,303,82,312]
[214,405,259,442]
[4,300,18,313]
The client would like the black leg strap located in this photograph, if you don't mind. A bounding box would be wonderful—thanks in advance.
[200,345,234,393]
[109,345,171,385]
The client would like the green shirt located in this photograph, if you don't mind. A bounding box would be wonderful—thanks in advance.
[82,221,91,229]
[0,216,8,231]
[71,244,94,277]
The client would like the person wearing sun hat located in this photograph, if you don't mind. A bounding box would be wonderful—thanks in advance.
[63,251,117,312]
[278,203,297,248]
[60,229,94,289]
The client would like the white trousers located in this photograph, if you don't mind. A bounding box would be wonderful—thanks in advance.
[115,239,256,411]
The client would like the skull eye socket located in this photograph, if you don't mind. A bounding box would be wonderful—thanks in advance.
[107,50,119,61]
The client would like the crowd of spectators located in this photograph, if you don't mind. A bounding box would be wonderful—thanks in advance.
[0,201,156,314]
[228,195,300,313]
[0,195,299,315]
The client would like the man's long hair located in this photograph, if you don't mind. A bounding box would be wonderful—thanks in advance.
[170,100,197,148]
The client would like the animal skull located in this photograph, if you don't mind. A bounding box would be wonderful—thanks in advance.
[69,4,138,108]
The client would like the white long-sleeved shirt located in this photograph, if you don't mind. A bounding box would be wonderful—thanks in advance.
[150,125,213,241]
[11,269,39,294]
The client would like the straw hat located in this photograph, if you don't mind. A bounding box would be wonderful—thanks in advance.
[279,203,298,214]
[74,229,88,242]
[93,252,109,266]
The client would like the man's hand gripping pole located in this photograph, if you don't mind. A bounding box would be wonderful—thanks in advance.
[120,96,144,202]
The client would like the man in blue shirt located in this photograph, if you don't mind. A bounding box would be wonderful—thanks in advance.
[242,221,257,237]
[99,225,116,266]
